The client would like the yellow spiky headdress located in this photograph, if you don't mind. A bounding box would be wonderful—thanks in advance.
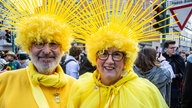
[72,0,177,71]
[0,0,81,53]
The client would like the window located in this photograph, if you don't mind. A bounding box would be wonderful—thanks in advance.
[149,22,152,31]
[150,0,153,11]
[143,2,146,9]
[142,19,146,32]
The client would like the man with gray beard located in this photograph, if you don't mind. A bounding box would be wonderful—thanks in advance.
[0,0,79,107]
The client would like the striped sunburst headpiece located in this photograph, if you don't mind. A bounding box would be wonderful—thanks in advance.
[72,0,178,70]
[0,0,82,53]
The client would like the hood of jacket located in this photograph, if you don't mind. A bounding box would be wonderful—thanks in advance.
[133,65,171,89]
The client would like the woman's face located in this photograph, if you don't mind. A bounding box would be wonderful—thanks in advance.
[96,47,125,85]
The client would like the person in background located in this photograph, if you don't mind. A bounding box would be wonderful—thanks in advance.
[61,46,82,79]
[190,51,192,55]
[185,51,190,58]
[0,51,7,73]
[181,54,192,108]
[67,0,175,107]
[79,50,96,76]
[175,47,179,55]
[0,0,82,107]
[163,40,186,108]
[0,51,6,58]
[4,51,20,70]
[157,52,175,79]
[17,52,30,68]
[179,51,187,62]
[133,47,171,106]
[0,58,8,73]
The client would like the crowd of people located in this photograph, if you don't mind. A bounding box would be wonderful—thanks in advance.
[0,0,191,108]
[0,51,30,72]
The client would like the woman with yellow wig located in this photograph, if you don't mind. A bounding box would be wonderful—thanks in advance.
[67,0,177,107]
[0,0,83,108]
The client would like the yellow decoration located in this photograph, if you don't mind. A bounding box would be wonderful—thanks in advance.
[72,0,178,70]
[0,0,83,53]
[5,66,11,71]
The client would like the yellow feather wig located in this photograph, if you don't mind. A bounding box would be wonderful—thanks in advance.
[72,0,178,71]
[0,0,82,53]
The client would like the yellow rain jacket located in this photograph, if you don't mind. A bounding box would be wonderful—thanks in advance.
[68,70,168,108]
[0,62,76,108]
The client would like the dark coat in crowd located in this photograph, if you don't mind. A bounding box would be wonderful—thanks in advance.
[182,61,192,108]
[163,53,185,108]
[163,53,185,88]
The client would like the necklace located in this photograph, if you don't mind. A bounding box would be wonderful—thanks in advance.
[53,87,64,103]
[53,87,62,103]
[54,92,60,103]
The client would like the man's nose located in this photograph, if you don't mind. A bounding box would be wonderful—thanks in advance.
[42,44,51,54]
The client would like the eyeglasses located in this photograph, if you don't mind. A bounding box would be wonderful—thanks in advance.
[33,42,60,50]
[168,47,176,49]
[97,50,125,61]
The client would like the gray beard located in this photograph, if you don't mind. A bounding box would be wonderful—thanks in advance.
[29,53,62,74]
